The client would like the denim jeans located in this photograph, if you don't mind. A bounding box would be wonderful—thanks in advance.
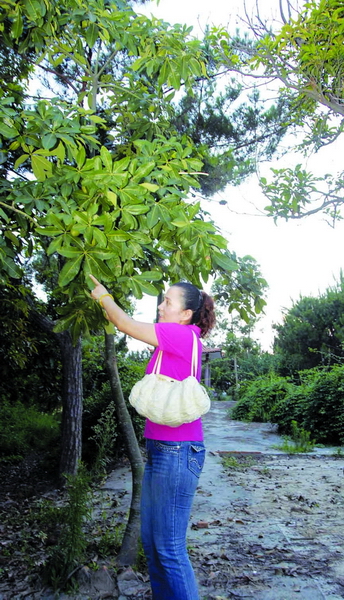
[141,439,205,600]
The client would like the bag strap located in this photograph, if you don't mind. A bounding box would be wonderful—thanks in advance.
[151,350,163,375]
[151,330,199,378]
[191,330,199,378]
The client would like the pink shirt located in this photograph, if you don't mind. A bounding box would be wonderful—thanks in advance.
[143,322,204,441]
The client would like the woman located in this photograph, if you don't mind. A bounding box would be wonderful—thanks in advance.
[89,274,216,600]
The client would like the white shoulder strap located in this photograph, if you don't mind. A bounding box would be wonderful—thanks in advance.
[151,330,199,377]
[151,350,163,375]
[191,330,199,378]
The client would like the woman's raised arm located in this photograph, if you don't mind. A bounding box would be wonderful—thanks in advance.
[89,274,158,346]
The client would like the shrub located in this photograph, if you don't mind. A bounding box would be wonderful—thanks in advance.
[231,374,291,422]
[82,352,147,466]
[231,365,344,446]
[0,401,60,458]
[302,365,344,445]
[269,385,310,435]
[43,464,92,590]
[274,420,315,453]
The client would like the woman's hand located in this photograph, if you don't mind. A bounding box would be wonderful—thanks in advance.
[89,274,109,303]
[89,274,158,346]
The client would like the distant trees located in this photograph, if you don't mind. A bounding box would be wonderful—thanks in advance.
[273,275,344,376]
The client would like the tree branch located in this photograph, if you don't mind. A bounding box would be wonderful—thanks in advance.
[0,201,36,224]
[36,63,80,95]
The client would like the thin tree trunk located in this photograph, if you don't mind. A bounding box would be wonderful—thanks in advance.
[104,331,144,566]
[233,355,239,400]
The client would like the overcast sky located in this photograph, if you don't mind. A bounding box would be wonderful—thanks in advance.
[129,0,344,352]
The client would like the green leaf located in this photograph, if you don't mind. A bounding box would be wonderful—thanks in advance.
[1,253,21,278]
[119,184,146,205]
[31,154,52,181]
[191,220,216,233]
[130,231,151,244]
[138,280,159,295]
[12,13,24,38]
[140,182,159,193]
[92,227,107,247]
[85,23,99,48]
[0,122,19,139]
[171,218,189,227]
[14,154,29,170]
[104,321,115,334]
[23,0,46,20]
[85,254,113,279]
[53,313,78,334]
[58,246,83,258]
[138,270,162,281]
[112,156,131,173]
[210,234,228,250]
[101,145,113,171]
[212,251,238,272]
[109,230,130,242]
[58,255,83,287]
[54,142,66,162]
[47,236,63,256]
[147,205,161,228]
[36,225,63,236]
[124,204,149,215]
[128,277,143,299]
[42,133,57,150]
[107,190,117,206]
[133,161,155,180]
[4,231,20,247]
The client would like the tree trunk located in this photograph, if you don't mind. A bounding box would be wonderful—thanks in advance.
[58,332,83,478]
[104,331,144,566]
[233,355,239,400]
[28,306,83,480]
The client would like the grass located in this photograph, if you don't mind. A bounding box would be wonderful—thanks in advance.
[274,420,315,454]
[221,454,256,471]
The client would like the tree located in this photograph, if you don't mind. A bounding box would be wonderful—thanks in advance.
[172,79,291,197]
[273,276,344,376]
[206,259,268,397]
[211,255,268,322]
[253,0,344,221]
[0,0,270,565]
[209,0,344,221]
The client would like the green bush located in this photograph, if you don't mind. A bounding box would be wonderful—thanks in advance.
[269,385,310,435]
[0,401,60,458]
[230,365,344,446]
[231,375,291,422]
[82,352,147,466]
[302,366,344,445]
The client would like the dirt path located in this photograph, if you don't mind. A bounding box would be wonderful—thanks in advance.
[188,401,344,600]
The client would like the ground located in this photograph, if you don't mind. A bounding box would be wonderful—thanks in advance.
[0,401,344,600]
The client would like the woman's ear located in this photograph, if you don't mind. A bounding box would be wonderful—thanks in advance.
[181,308,193,324]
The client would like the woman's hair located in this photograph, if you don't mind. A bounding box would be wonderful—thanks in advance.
[172,281,216,338]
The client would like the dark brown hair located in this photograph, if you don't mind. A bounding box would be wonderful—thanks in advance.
[171,282,216,338]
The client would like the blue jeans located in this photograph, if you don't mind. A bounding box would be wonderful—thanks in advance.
[141,439,205,600]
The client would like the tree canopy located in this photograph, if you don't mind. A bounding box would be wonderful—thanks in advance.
[209,0,344,222]
[0,0,272,340]
[273,275,344,375]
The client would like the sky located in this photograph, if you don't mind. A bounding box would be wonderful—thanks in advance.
[129,0,344,352]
